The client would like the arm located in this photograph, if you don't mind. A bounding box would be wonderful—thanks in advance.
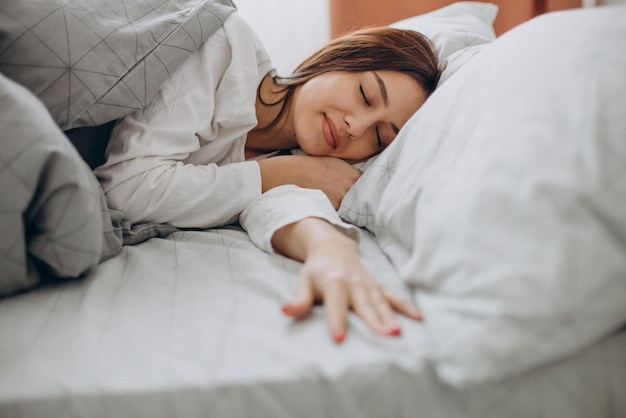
[240,185,421,343]
[97,28,359,227]
[273,218,422,343]
[95,21,264,229]
[258,155,361,209]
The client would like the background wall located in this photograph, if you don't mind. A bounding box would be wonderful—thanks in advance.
[235,0,623,74]
[235,0,330,75]
[329,0,583,37]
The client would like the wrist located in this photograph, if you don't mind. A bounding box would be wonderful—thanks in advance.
[258,156,306,192]
[296,218,359,256]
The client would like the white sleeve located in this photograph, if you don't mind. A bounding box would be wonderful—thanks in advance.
[240,185,360,254]
[96,59,263,228]
[96,15,269,229]
[104,157,262,229]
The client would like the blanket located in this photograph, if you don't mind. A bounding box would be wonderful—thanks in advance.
[0,0,237,297]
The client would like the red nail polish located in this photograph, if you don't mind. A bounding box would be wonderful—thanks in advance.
[387,326,401,336]
[384,323,401,336]
[281,303,292,314]
[333,328,346,343]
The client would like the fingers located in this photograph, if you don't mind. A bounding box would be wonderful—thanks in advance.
[383,287,423,321]
[281,270,315,318]
[282,271,349,344]
[323,280,349,344]
[282,267,422,344]
[324,278,415,341]
[350,283,401,337]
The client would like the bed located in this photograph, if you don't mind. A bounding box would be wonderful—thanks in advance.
[1,1,625,417]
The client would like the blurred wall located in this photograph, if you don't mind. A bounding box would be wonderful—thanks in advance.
[235,0,330,75]
[234,0,620,75]
[329,0,583,37]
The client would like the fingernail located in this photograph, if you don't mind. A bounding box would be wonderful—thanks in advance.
[333,327,346,344]
[384,322,401,336]
[281,303,292,314]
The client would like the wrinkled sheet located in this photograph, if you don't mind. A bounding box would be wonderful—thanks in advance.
[0,227,625,418]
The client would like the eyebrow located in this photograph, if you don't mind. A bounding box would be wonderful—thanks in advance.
[373,71,388,106]
[373,72,400,136]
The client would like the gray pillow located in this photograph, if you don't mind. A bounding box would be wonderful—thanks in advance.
[0,0,236,130]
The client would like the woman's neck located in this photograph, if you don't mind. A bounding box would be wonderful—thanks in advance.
[245,74,298,156]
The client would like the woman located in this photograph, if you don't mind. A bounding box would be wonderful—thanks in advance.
[95,12,441,342]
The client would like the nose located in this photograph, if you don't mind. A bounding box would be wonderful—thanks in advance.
[344,111,376,139]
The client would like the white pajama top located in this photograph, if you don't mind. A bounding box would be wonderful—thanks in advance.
[95,13,357,252]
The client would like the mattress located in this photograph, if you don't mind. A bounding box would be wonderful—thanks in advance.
[1,226,625,418]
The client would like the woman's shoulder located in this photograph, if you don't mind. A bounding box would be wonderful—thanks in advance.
[221,12,273,74]
[222,12,258,40]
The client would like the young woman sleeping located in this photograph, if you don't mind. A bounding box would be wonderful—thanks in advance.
[95,12,441,343]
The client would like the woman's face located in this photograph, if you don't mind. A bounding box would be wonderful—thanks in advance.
[291,70,427,161]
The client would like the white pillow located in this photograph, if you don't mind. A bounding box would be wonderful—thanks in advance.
[342,6,626,387]
[389,2,497,63]
[339,2,498,226]
[436,43,489,85]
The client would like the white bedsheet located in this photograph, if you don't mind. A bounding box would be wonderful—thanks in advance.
[1,227,625,417]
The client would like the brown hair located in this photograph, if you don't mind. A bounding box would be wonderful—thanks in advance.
[258,27,443,132]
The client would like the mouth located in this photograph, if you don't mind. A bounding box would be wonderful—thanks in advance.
[322,114,339,150]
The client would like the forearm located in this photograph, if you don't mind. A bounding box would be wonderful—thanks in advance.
[257,155,305,192]
[257,155,361,209]
[100,160,261,228]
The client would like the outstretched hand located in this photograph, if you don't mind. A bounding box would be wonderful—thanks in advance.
[272,218,422,343]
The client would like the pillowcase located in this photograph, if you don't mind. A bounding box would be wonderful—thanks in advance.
[389,2,497,64]
[348,6,626,387]
[0,0,236,130]
[435,43,489,85]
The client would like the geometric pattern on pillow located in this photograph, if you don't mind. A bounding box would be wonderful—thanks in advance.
[0,73,122,297]
[0,0,236,130]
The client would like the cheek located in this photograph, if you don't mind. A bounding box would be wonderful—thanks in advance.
[292,112,321,153]
[292,87,320,126]
[340,142,378,161]
[295,81,323,109]
[291,96,309,136]
[292,102,311,133]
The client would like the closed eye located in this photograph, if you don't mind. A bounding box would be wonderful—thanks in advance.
[361,84,382,147]
[360,85,371,107]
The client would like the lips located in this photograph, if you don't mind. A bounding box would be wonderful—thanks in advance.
[322,114,339,149]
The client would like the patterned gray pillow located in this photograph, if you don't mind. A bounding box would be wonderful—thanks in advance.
[0,0,236,130]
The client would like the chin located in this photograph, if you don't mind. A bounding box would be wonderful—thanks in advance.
[298,142,326,157]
